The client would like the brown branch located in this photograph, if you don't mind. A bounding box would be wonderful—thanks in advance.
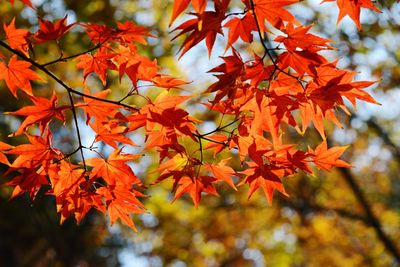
[338,167,400,262]
[364,116,400,162]
[284,198,369,224]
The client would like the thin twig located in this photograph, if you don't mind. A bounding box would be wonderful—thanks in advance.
[42,43,102,67]
[0,40,139,111]
[248,0,304,84]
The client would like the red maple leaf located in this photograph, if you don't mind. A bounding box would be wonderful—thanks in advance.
[240,161,289,204]
[170,0,207,25]
[34,15,74,44]
[323,0,380,29]
[5,168,49,199]
[172,0,229,57]
[224,13,257,49]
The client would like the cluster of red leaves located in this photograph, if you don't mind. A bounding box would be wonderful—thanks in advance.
[0,0,380,230]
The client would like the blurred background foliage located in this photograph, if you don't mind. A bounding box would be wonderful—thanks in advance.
[0,0,400,266]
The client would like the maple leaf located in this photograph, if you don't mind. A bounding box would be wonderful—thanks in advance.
[77,88,123,124]
[322,0,380,29]
[116,21,150,45]
[97,185,145,230]
[172,0,230,57]
[6,93,66,136]
[206,48,245,103]
[86,148,142,187]
[224,13,257,49]
[57,190,104,225]
[275,23,333,52]
[173,176,219,207]
[204,133,229,156]
[0,55,42,97]
[5,168,49,199]
[244,54,274,86]
[277,50,327,76]
[51,161,85,197]
[75,47,116,85]
[114,44,158,83]
[5,130,59,169]
[82,23,118,44]
[34,15,74,44]
[127,113,147,132]
[144,93,198,140]
[153,153,190,182]
[204,159,237,190]
[152,74,189,90]
[310,140,351,170]
[0,141,13,165]
[89,119,137,149]
[3,18,30,54]
[246,0,299,28]
[240,162,289,204]
[170,0,207,25]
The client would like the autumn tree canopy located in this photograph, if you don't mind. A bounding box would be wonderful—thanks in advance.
[0,0,381,232]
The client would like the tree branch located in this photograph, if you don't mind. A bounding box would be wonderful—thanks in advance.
[338,167,400,262]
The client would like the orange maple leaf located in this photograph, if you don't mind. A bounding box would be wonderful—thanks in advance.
[3,18,30,54]
[0,55,42,97]
[0,141,13,165]
[152,74,189,90]
[75,47,116,85]
[89,119,137,149]
[173,176,219,207]
[310,140,351,170]
[86,148,142,187]
[51,161,85,197]
[6,93,66,136]
[5,130,59,169]
[205,159,237,190]
[116,21,150,45]
[77,88,123,124]
[97,185,145,231]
